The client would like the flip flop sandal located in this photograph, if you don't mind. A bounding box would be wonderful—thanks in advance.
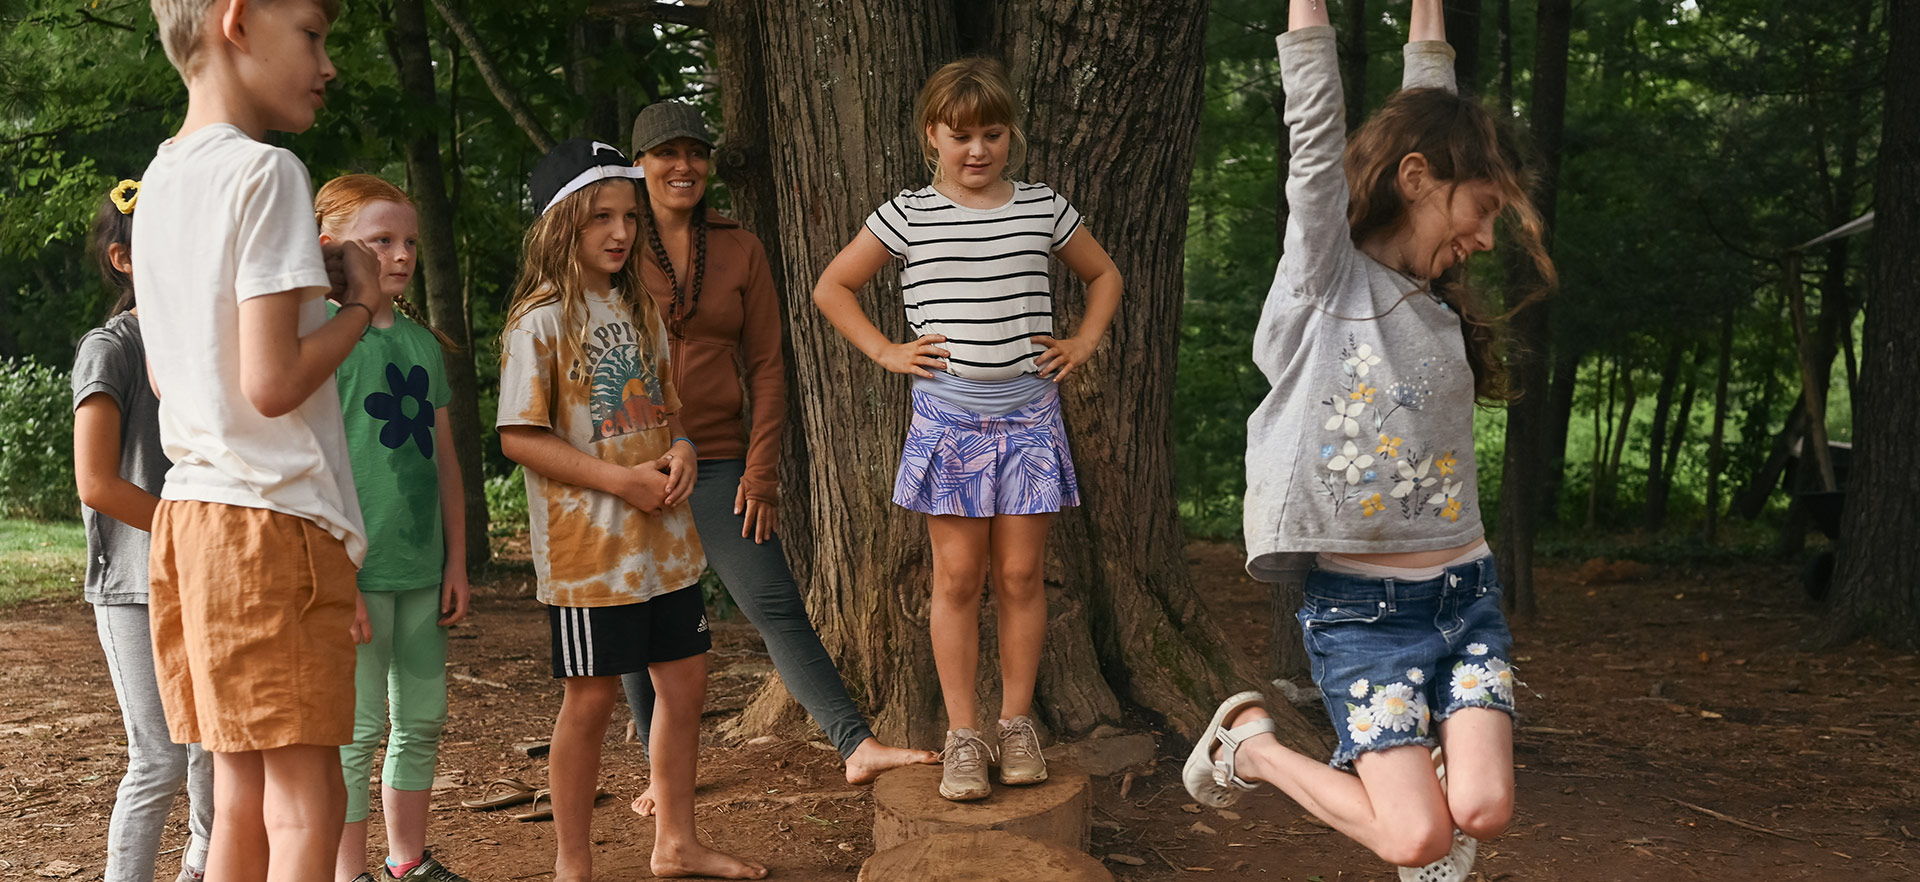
[460,778,540,810]
[512,791,555,822]
[1183,690,1276,808]
[512,788,606,822]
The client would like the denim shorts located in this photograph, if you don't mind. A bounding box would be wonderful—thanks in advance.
[1298,555,1517,770]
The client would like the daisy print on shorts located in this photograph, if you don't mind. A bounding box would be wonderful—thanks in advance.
[1407,667,1426,685]
[1346,703,1381,746]
[1370,683,1420,733]
[1484,658,1515,702]
[1451,662,1491,703]
[1349,678,1371,699]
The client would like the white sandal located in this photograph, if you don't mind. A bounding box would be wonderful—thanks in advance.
[1398,746,1479,882]
[1183,690,1276,808]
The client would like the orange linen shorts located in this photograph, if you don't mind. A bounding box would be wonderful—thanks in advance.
[148,500,358,752]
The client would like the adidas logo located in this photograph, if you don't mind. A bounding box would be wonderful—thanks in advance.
[696,616,709,633]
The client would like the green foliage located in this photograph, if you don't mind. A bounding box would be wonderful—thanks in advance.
[484,466,529,537]
[0,517,86,607]
[0,360,78,521]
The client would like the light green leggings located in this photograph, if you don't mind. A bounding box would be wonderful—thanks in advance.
[339,586,448,822]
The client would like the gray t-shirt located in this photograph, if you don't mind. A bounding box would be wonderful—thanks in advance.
[1244,28,1483,582]
[71,313,170,604]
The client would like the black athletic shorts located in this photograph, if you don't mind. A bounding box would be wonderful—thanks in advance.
[548,585,710,678]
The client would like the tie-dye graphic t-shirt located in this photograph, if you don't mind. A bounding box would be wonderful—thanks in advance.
[496,290,703,606]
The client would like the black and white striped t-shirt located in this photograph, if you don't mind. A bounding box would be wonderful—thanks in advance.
[864,182,1083,381]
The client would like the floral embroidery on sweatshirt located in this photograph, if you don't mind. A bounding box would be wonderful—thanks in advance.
[1315,333,1471,523]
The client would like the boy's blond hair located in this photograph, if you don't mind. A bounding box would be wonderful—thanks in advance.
[151,0,340,78]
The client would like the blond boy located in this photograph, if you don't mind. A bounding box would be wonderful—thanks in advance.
[134,2,383,881]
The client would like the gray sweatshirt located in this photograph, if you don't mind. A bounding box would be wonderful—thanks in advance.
[1243,27,1482,582]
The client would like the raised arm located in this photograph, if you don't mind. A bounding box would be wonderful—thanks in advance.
[1404,0,1458,94]
[1271,6,1354,304]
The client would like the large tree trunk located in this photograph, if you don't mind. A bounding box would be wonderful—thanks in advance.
[385,0,489,568]
[726,0,1321,752]
[1825,0,1919,649]
[1495,0,1568,618]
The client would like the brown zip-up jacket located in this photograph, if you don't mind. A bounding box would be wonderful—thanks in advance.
[640,211,785,504]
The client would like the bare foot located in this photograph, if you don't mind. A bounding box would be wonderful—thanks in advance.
[845,737,939,785]
[651,841,768,880]
[629,785,656,818]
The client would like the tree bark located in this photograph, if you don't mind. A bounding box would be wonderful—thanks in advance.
[1443,0,1480,96]
[1825,0,1919,649]
[385,0,490,568]
[1495,0,1568,618]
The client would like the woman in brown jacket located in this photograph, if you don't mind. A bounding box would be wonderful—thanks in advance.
[621,103,937,812]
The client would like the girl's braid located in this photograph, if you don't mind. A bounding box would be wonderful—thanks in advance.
[394,292,460,352]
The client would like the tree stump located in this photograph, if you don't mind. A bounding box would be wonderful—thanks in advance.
[858,830,1112,882]
[871,765,1090,853]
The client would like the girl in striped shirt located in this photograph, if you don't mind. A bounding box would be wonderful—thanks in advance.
[814,57,1123,803]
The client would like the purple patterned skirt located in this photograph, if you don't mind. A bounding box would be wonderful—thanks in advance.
[893,387,1081,517]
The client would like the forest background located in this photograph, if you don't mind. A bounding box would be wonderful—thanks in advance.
[0,0,1912,745]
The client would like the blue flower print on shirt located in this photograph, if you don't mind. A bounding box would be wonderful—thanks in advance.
[365,362,436,458]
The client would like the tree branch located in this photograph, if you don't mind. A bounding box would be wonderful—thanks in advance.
[424,0,556,152]
[585,0,710,30]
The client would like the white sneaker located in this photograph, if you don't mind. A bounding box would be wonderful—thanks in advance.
[1399,830,1478,882]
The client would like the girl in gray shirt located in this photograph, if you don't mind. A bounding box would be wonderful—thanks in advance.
[1182,2,1556,881]
[72,181,213,882]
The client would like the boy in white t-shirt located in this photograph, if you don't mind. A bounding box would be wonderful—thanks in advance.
[132,2,383,881]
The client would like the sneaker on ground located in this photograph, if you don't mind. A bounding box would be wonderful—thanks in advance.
[388,855,471,882]
[939,728,994,801]
[997,715,1048,786]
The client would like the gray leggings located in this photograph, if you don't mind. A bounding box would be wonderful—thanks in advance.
[623,458,875,758]
[94,603,213,882]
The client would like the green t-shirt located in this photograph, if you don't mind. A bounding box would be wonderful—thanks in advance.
[331,305,451,591]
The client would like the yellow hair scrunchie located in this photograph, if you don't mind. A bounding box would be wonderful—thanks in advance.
[110,179,140,215]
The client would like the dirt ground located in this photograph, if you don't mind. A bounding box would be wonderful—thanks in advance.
[2,541,1916,881]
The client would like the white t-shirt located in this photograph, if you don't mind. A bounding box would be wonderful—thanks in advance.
[864,182,1082,381]
[131,124,367,565]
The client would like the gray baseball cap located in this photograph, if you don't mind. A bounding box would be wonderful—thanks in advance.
[630,101,716,156]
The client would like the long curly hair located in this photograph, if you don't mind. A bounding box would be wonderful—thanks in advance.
[313,173,458,352]
[500,179,662,379]
[1343,87,1557,402]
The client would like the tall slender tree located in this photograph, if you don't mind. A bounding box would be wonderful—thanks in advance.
[385,0,489,566]
[1494,0,1568,618]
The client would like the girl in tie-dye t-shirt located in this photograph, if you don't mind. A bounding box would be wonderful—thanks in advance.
[496,137,765,882]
